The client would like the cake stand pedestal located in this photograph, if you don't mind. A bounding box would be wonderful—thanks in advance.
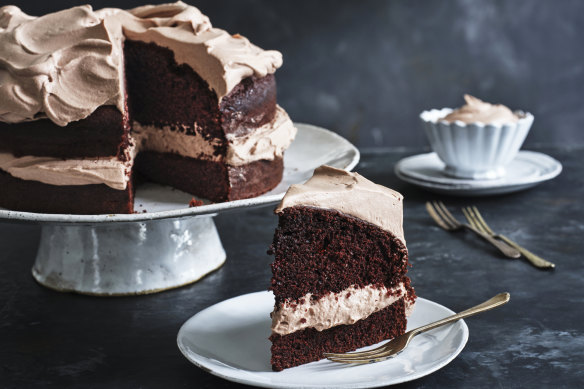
[32,216,225,295]
[0,124,359,296]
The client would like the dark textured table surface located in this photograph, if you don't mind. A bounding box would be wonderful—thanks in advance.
[1,147,583,388]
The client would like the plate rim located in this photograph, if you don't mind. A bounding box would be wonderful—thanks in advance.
[177,290,469,389]
[395,169,542,196]
[395,150,562,192]
[0,123,359,225]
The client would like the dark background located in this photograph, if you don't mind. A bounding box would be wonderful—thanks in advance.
[12,0,584,149]
[3,3,584,388]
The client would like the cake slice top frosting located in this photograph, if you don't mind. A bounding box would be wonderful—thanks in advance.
[0,2,283,126]
[275,166,406,245]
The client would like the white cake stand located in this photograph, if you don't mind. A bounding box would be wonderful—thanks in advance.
[0,124,359,296]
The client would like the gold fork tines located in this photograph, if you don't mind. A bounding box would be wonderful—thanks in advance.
[462,206,555,269]
[325,293,510,364]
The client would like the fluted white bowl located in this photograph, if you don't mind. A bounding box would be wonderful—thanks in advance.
[420,108,534,179]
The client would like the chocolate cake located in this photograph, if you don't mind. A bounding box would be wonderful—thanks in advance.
[268,166,416,371]
[0,2,296,214]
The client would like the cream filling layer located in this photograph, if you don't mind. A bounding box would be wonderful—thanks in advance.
[0,145,135,190]
[132,122,223,162]
[132,105,296,166]
[271,283,415,336]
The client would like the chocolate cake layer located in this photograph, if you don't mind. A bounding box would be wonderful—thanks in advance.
[135,152,283,203]
[0,170,134,214]
[0,106,130,159]
[227,157,283,200]
[124,40,276,143]
[270,298,407,371]
[269,206,410,304]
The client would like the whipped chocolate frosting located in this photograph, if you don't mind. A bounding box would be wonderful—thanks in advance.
[442,95,519,125]
[0,2,283,126]
[0,150,134,190]
[132,122,223,162]
[275,166,406,245]
[271,283,414,336]
[0,5,126,126]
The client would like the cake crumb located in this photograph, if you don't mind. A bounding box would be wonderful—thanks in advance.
[189,198,204,207]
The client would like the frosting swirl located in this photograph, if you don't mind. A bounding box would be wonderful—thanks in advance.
[442,95,519,125]
[0,5,125,126]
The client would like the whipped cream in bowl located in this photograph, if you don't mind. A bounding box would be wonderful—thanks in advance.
[420,95,534,180]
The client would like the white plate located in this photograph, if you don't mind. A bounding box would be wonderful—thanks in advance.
[0,123,359,224]
[177,291,469,388]
[395,151,562,196]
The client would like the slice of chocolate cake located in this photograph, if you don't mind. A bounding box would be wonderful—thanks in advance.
[0,2,296,214]
[268,166,416,371]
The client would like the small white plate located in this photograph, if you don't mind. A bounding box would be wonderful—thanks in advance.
[395,151,562,196]
[177,291,469,388]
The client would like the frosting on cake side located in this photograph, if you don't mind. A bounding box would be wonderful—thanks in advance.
[0,146,135,190]
[275,166,406,245]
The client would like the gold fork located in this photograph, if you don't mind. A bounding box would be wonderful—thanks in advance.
[426,201,520,258]
[325,292,510,364]
[462,206,555,270]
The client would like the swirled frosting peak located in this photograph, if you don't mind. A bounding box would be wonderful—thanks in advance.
[442,95,519,125]
[0,5,125,126]
[127,2,211,34]
[0,2,284,126]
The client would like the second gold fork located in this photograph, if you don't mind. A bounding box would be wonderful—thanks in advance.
[462,206,555,269]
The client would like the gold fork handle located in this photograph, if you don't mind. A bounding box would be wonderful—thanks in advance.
[463,226,521,258]
[411,293,510,337]
[497,235,555,269]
